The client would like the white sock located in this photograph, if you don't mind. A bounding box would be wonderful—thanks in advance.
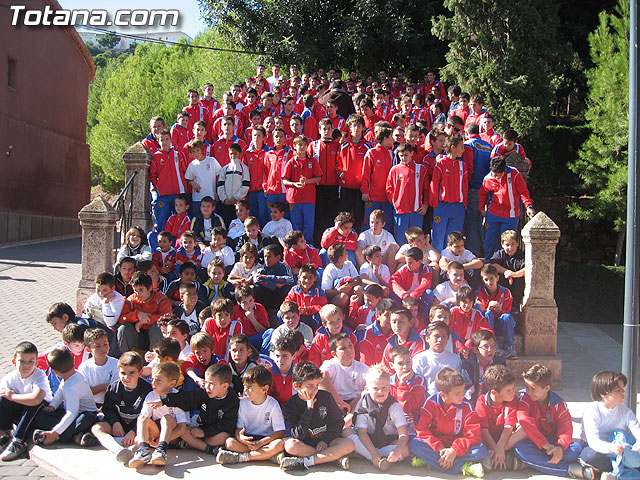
[97,434,124,455]
[303,456,315,467]
[239,452,250,463]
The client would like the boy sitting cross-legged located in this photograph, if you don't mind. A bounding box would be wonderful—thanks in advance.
[90,352,152,465]
[409,367,487,476]
[149,362,239,457]
[130,362,187,468]
[216,365,286,464]
[280,361,354,471]
[0,342,52,461]
[348,364,410,471]
[475,365,518,471]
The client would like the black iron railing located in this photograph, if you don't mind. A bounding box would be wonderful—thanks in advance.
[112,171,137,252]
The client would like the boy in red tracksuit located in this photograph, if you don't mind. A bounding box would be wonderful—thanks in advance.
[152,231,177,279]
[490,129,529,166]
[232,284,269,351]
[283,230,322,273]
[409,367,487,475]
[450,93,470,123]
[309,118,340,247]
[358,298,394,366]
[429,134,469,252]
[465,95,488,129]
[199,82,220,118]
[513,365,581,477]
[212,116,246,168]
[449,287,493,356]
[173,232,203,273]
[118,272,172,353]
[164,195,191,249]
[324,100,348,134]
[361,124,394,231]
[262,128,293,213]
[170,112,190,151]
[260,337,296,406]
[474,365,518,471]
[308,304,358,366]
[382,308,426,369]
[480,115,502,147]
[390,247,433,317]
[337,114,373,232]
[242,125,271,227]
[386,143,429,244]
[142,116,164,154]
[283,264,327,331]
[282,136,323,244]
[149,130,189,232]
[320,211,359,266]
[389,344,426,435]
[183,89,209,141]
[478,155,535,260]
[201,298,244,362]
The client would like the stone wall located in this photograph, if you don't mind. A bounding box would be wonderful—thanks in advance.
[535,196,617,265]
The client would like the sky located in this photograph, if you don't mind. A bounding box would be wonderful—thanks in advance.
[58,0,208,39]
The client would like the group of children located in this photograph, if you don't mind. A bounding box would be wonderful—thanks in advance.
[2,322,638,480]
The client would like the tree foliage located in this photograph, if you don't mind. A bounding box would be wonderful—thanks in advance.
[432,0,570,187]
[97,31,121,49]
[88,29,257,191]
[199,0,446,75]
[568,0,629,230]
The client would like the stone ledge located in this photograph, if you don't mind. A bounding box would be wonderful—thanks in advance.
[0,212,81,245]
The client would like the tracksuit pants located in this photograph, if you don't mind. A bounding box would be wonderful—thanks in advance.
[409,437,487,474]
[514,437,581,477]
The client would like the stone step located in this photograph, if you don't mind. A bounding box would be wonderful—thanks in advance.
[505,355,563,388]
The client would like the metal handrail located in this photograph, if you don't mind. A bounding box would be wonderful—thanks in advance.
[112,171,138,254]
[112,171,137,209]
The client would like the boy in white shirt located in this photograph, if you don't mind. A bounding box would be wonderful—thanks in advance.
[433,261,470,305]
[359,245,391,292]
[438,231,483,286]
[263,201,293,241]
[0,342,53,461]
[412,322,462,396]
[77,328,118,406]
[227,200,251,240]
[82,272,125,329]
[201,226,235,270]
[321,243,362,309]
[130,362,187,468]
[216,365,286,464]
[217,143,251,226]
[358,209,399,271]
[320,333,369,418]
[31,348,98,447]
[185,139,222,215]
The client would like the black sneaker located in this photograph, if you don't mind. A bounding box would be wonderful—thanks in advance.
[0,435,11,450]
[32,430,46,446]
[0,439,27,461]
[79,432,99,447]
[129,445,152,468]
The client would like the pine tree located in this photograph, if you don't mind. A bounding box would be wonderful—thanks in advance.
[568,0,630,230]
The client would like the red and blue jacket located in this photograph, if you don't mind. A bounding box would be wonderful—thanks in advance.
[415,393,482,456]
[150,148,188,197]
[429,154,469,207]
[386,161,429,214]
[358,321,392,366]
[361,143,394,202]
[516,390,573,449]
[390,263,433,300]
[390,372,426,433]
[284,285,328,317]
[142,133,160,154]
[308,138,340,186]
[308,326,358,366]
[477,167,533,219]
[260,354,295,406]
[449,306,493,349]
[320,227,358,251]
[183,103,209,140]
[242,143,270,192]
[201,318,244,361]
[382,329,426,368]
[475,391,518,437]
[337,138,374,190]
[263,146,293,194]
[283,245,322,270]
[476,285,513,315]
[170,123,190,150]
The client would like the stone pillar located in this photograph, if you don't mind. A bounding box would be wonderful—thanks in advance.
[76,197,118,313]
[122,142,153,233]
[521,212,561,356]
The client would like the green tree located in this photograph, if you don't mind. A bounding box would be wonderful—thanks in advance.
[568,0,629,230]
[98,31,121,49]
[199,0,446,75]
[88,29,256,191]
[432,0,570,188]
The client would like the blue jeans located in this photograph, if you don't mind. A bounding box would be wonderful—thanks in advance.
[266,193,289,219]
[484,212,519,260]
[483,310,516,349]
[394,211,424,245]
[580,430,640,477]
[514,437,581,477]
[464,189,484,255]
[290,203,315,244]
[409,437,487,474]
[248,190,270,227]
[431,201,465,252]
[152,194,176,231]
[365,201,394,234]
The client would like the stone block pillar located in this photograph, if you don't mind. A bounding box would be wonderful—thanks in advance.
[521,212,561,356]
[122,142,153,233]
[76,197,117,313]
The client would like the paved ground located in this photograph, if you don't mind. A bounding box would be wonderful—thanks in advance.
[0,237,81,479]
[0,236,634,480]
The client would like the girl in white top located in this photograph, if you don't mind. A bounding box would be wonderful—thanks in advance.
[228,243,260,285]
[115,227,152,266]
[580,371,640,478]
